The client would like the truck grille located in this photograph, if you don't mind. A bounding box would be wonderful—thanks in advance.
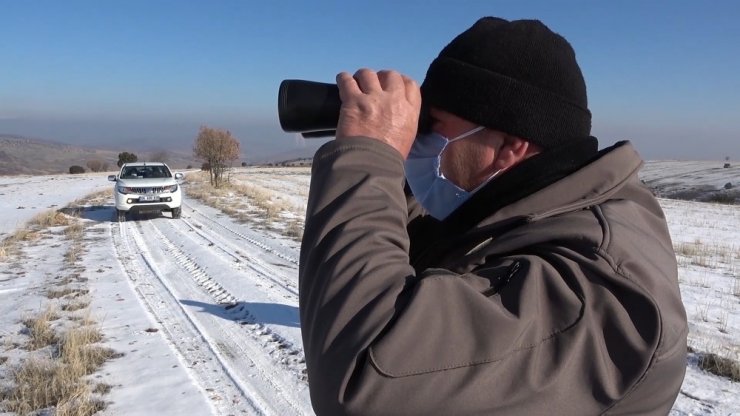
[130,187,170,194]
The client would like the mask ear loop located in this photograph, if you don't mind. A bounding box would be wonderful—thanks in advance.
[448,126,486,143]
[470,129,507,192]
[471,168,502,193]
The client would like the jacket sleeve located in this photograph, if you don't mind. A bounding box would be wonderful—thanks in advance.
[299,137,417,414]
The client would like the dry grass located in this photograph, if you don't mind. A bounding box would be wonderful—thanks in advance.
[22,308,60,350]
[29,210,74,228]
[65,223,85,240]
[8,229,40,244]
[674,240,738,269]
[92,383,112,395]
[186,172,304,237]
[1,356,107,416]
[1,209,82,263]
[284,222,304,240]
[0,243,8,262]
[47,288,89,300]
[675,241,706,257]
[233,183,297,220]
[67,314,97,326]
[56,275,76,287]
[687,275,711,288]
[63,217,85,264]
[698,352,740,382]
[220,205,240,217]
[696,303,710,322]
[47,288,76,299]
[1,319,120,415]
[65,243,84,264]
[62,301,91,312]
[59,327,117,374]
[718,312,729,333]
[72,189,112,207]
[0,194,118,414]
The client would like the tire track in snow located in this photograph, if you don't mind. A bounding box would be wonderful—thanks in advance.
[144,219,307,376]
[171,216,299,298]
[111,221,264,415]
[182,201,300,266]
[132,221,310,415]
[113,220,312,415]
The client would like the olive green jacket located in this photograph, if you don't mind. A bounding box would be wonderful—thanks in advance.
[299,137,687,415]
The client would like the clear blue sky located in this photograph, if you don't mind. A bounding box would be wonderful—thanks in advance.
[1,0,739,160]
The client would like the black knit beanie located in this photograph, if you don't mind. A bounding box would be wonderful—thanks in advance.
[421,17,592,148]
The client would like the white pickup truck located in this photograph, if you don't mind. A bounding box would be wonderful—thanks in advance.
[108,162,183,222]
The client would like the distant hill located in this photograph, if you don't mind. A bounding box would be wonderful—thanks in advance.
[252,139,328,164]
[2,135,737,206]
[0,134,199,175]
[640,160,739,204]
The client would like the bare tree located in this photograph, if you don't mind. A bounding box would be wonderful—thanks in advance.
[193,125,240,188]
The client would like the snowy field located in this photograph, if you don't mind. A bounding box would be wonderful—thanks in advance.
[0,173,111,239]
[0,161,738,415]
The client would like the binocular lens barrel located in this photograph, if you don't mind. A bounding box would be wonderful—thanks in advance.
[278,80,340,137]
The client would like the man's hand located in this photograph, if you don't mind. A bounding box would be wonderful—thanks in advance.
[335,69,422,158]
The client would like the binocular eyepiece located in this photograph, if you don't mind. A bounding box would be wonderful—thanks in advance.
[278,80,340,138]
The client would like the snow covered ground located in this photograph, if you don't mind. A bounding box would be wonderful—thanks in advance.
[0,173,111,239]
[0,161,738,415]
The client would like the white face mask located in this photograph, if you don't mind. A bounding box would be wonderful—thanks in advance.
[404,126,499,220]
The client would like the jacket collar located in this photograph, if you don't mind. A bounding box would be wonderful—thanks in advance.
[408,139,645,269]
[443,136,601,229]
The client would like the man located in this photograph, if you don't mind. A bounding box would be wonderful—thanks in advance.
[299,17,687,415]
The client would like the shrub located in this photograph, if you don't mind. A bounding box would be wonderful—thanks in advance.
[706,192,737,204]
[117,152,138,167]
[69,165,85,174]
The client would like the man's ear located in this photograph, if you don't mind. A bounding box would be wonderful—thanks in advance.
[493,136,539,171]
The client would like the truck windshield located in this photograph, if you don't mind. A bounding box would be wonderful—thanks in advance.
[120,166,171,179]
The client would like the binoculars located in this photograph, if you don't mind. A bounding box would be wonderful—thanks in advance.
[278,79,430,138]
[278,80,340,138]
